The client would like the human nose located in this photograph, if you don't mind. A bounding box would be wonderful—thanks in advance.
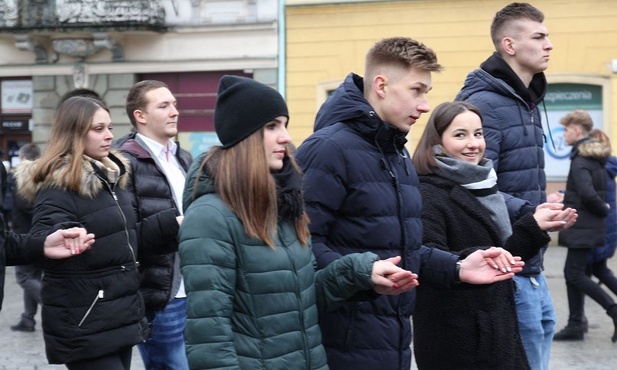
[467,137,480,148]
[279,126,292,144]
[417,96,430,113]
[545,37,553,50]
[170,105,179,117]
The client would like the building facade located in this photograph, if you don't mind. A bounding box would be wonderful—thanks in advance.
[285,0,617,182]
[0,0,283,164]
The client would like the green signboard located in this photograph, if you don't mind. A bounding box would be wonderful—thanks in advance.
[545,83,602,110]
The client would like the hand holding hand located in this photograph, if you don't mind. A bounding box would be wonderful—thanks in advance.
[546,192,564,203]
[535,203,577,231]
[44,227,95,259]
[459,247,524,284]
[372,256,419,295]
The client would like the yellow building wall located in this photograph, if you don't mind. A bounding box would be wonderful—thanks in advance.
[285,0,617,151]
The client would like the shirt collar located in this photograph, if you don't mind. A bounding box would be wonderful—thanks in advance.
[136,133,177,158]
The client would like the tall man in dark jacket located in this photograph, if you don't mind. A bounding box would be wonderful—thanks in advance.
[455,3,561,369]
[295,36,529,370]
[117,80,192,370]
[556,110,617,342]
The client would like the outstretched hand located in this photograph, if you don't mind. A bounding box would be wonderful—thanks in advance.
[372,256,419,295]
[44,227,95,259]
[459,247,524,284]
[535,202,577,232]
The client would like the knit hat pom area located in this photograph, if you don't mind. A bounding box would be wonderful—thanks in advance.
[215,75,289,148]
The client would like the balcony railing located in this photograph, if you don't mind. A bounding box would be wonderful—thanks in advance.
[0,0,166,32]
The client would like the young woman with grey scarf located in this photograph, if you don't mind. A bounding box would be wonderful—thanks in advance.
[410,101,577,370]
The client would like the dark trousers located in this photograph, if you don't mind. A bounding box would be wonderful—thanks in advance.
[588,259,617,296]
[564,248,616,327]
[65,346,132,370]
[14,264,42,326]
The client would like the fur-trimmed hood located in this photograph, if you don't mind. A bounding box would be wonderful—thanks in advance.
[15,150,131,204]
[572,137,612,162]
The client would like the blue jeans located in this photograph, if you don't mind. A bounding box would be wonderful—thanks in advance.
[513,274,556,370]
[137,297,189,370]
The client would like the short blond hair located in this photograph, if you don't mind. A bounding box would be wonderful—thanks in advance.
[560,109,593,133]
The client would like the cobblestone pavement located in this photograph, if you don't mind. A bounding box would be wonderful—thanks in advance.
[1,245,617,369]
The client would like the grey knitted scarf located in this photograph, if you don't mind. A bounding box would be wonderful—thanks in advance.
[432,149,513,244]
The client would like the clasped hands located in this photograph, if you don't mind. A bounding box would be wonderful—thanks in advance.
[534,202,578,232]
[43,227,96,259]
[372,246,534,294]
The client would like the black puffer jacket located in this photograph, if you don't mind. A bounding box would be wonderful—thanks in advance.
[15,151,179,364]
[559,138,611,249]
[117,133,192,310]
[414,174,550,370]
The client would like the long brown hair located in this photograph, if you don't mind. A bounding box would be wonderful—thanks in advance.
[33,96,109,191]
[196,128,310,248]
[412,101,483,175]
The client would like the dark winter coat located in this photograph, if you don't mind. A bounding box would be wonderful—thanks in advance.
[178,152,379,370]
[0,217,47,312]
[456,52,548,275]
[116,133,192,310]
[589,156,617,262]
[559,138,611,249]
[15,151,179,364]
[294,73,459,370]
[414,174,550,369]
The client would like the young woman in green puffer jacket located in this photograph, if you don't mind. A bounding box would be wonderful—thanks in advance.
[178,75,418,370]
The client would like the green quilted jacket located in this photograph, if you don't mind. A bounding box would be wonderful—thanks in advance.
[179,154,379,370]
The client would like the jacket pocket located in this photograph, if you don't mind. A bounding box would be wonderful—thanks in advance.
[78,289,104,327]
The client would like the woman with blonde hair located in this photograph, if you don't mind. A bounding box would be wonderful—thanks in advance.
[16,96,180,369]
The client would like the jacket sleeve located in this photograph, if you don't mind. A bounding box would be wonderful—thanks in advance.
[501,193,535,222]
[2,231,45,266]
[572,157,609,217]
[138,208,180,255]
[179,200,240,370]
[314,251,378,313]
[29,188,80,237]
[504,213,551,261]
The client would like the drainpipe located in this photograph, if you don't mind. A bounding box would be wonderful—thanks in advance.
[277,0,286,98]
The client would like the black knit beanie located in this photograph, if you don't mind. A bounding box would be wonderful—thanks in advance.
[215,75,289,148]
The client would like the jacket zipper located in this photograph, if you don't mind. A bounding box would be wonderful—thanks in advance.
[78,289,104,327]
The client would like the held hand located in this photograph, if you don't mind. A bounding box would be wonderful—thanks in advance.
[459,247,525,284]
[44,227,95,259]
[535,204,578,232]
[546,192,564,203]
[372,256,419,295]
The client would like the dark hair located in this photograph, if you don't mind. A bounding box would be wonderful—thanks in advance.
[18,143,40,161]
[58,89,103,109]
[364,37,443,88]
[491,2,544,48]
[412,101,483,175]
[125,80,169,128]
